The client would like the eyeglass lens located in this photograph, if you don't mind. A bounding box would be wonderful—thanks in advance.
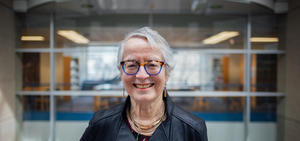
[122,61,162,75]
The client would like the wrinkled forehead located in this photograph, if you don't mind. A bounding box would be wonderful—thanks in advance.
[122,36,164,61]
[123,54,162,61]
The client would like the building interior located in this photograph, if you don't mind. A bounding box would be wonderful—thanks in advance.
[0,0,300,141]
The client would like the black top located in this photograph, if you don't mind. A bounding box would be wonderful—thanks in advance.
[80,94,208,141]
[126,118,151,141]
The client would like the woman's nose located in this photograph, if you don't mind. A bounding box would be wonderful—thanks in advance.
[136,66,149,78]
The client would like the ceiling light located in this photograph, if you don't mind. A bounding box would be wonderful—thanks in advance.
[57,30,89,44]
[203,31,239,45]
[21,36,45,41]
[251,37,279,42]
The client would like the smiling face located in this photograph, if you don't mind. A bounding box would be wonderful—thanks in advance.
[121,36,168,103]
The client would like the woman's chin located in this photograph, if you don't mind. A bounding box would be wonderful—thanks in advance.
[131,93,157,103]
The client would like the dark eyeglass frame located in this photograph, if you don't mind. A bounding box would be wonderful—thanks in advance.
[120,60,165,76]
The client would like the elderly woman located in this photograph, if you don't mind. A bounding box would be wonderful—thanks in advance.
[81,27,207,141]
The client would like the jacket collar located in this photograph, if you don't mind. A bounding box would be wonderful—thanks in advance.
[117,92,173,141]
[121,92,175,121]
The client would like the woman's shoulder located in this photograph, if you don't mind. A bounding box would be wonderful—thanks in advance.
[89,103,124,126]
[171,104,206,134]
[167,97,206,127]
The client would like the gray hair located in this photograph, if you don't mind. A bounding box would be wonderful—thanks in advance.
[117,27,174,75]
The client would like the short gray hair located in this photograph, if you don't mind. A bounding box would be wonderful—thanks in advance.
[117,27,174,75]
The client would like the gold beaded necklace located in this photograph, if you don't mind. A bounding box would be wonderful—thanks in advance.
[127,106,166,134]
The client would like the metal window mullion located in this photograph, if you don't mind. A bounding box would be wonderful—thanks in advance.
[244,13,251,141]
[15,90,285,97]
[15,48,285,55]
[15,48,51,53]
[49,13,56,141]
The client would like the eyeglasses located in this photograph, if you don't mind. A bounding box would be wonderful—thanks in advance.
[120,60,165,76]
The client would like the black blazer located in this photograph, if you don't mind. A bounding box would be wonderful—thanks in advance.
[80,95,208,141]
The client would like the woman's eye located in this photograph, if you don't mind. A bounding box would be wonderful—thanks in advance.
[147,63,159,68]
[127,64,137,68]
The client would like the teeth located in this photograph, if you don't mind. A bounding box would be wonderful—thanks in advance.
[136,84,152,88]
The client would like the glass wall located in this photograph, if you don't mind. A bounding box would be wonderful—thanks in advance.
[55,48,120,91]
[169,52,244,91]
[17,95,50,140]
[15,1,285,141]
[248,13,285,141]
[17,53,50,91]
[251,15,281,50]
[18,13,50,49]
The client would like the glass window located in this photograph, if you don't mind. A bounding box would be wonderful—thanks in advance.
[251,15,282,50]
[18,13,50,48]
[54,96,126,140]
[17,53,50,91]
[18,95,50,141]
[169,52,244,91]
[54,14,246,49]
[249,97,278,141]
[56,96,125,115]
[154,15,246,49]
[55,47,120,91]
[55,14,148,48]
[251,54,278,92]
[174,96,245,141]
[173,96,244,118]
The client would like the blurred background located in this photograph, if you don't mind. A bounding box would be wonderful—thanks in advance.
[1,0,300,141]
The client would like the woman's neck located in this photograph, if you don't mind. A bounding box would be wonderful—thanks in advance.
[129,96,165,121]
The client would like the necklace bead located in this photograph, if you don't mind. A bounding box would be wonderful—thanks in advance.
[127,106,166,134]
